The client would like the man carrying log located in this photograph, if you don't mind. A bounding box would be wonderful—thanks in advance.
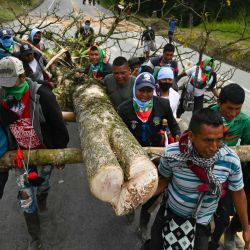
[0,56,69,250]
[104,56,135,109]
[208,83,250,250]
[118,72,181,238]
[142,108,250,250]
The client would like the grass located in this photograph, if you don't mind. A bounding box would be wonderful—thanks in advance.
[130,15,250,71]
[0,0,42,23]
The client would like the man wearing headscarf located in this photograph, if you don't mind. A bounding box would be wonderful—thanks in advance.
[27,28,45,51]
[177,57,219,118]
[118,72,181,238]
[0,28,16,59]
[84,45,112,80]
[0,56,69,249]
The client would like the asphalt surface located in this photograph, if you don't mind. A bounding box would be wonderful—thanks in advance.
[1,1,250,249]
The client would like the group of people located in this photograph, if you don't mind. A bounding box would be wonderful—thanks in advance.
[80,38,250,250]
[0,27,69,250]
[1,23,250,250]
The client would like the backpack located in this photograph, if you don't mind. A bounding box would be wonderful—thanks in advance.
[144,30,155,41]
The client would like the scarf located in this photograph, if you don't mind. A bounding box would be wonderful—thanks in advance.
[195,57,214,88]
[4,80,29,101]
[88,47,107,78]
[132,75,154,122]
[133,99,153,123]
[166,133,226,197]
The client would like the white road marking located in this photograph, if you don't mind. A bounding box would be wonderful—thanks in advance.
[48,0,56,11]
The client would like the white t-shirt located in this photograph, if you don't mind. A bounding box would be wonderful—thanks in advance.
[162,88,180,118]
[186,66,215,97]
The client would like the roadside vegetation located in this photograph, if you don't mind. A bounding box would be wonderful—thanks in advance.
[100,0,250,72]
[0,0,42,23]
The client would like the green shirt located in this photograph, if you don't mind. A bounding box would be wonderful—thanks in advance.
[103,74,135,110]
[211,105,250,146]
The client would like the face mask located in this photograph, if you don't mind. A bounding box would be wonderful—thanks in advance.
[32,38,41,45]
[0,37,13,49]
[205,65,212,72]
[84,24,90,29]
[159,82,172,91]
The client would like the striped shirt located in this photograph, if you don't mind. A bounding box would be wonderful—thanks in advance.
[159,142,244,225]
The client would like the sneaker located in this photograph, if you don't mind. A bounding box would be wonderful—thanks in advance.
[27,239,43,250]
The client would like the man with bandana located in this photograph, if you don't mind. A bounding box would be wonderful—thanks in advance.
[118,72,181,236]
[0,56,69,250]
[156,67,180,118]
[208,84,250,250]
[0,28,16,59]
[142,108,250,250]
[176,57,219,118]
[75,20,95,48]
[27,28,45,51]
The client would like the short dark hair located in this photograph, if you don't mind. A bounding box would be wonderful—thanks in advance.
[85,20,91,24]
[113,56,128,67]
[163,43,175,53]
[188,108,223,134]
[89,45,98,52]
[219,83,245,104]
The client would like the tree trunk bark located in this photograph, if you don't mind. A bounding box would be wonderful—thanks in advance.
[73,79,158,215]
[0,148,82,169]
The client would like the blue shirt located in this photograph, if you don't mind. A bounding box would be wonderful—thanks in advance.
[0,126,8,157]
[169,20,177,33]
[159,142,243,225]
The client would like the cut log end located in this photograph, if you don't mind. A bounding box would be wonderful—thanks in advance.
[90,165,124,204]
[113,168,158,216]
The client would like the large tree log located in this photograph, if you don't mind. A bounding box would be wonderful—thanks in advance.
[73,79,158,215]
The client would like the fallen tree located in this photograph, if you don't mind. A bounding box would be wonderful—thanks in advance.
[72,79,158,215]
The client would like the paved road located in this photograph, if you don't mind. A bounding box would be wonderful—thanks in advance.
[0,1,250,249]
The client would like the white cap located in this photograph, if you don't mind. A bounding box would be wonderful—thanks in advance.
[157,67,174,80]
[0,57,25,87]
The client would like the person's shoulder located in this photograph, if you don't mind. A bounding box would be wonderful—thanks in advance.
[104,73,114,82]
[218,144,240,165]
[117,99,133,112]
[164,142,180,156]
[150,56,161,65]
[154,95,170,105]
[169,88,180,98]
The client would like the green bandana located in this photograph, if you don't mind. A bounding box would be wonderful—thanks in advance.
[4,80,29,101]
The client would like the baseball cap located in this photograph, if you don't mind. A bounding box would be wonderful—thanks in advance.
[0,57,25,87]
[0,29,13,39]
[135,72,155,90]
[20,43,34,57]
[157,67,174,80]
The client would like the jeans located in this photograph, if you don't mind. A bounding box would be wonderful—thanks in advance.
[0,171,9,199]
[16,165,53,213]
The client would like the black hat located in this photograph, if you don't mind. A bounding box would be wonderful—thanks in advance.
[20,43,34,57]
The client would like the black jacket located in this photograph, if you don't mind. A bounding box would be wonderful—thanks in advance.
[118,96,181,147]
[0,79,69,150]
